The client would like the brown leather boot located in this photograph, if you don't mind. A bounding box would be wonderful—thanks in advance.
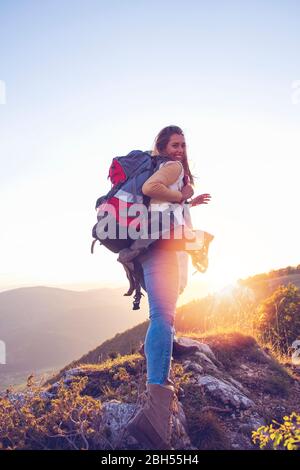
[126,383,176,450]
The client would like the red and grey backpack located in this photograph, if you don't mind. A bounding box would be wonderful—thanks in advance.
[91,150,173,253]
[91,150,173,309]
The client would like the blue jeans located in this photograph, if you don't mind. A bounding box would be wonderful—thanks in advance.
[138,246,180,385]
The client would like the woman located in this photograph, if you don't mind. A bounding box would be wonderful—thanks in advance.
[126,125,211,449]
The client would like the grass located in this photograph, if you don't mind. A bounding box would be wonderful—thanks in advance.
[195,411,231,450]
[45,353,146,403]
[74,353,142,374]
[181,383,230,450]
[180,330,259,369]
[261,374,291,398]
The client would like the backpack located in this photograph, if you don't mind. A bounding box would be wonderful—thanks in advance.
[91,150,174,251]
[91,150,175,309]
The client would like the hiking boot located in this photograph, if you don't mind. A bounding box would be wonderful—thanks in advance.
[138,336,199,359]
[126,383,177,450]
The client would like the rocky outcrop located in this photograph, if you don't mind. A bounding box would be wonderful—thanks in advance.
[3,333,300,450]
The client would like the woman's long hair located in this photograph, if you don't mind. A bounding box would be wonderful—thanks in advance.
[151,125,195,185]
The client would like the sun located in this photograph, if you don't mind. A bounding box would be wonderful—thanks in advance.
[196,262,239,292]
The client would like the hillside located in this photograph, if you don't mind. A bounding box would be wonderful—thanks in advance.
[45,321,149,385]
[1,332,299,450]
[46,271,300,386]
[0,285,149,389]
[2,268,300,450]
[238,272,300,302]
[1,267,299,392]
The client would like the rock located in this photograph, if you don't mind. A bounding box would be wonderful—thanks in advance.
[194,352,219,372]
[40,390,56,399]
[173,337,203,357]
[239,364,255,376]
[197,375,255,410]
[223,377,249,395]
[176,337,219,364]
[3,389,55,405]
[231,433,254,450]
[101,400,136,448]
[183,361,204,375]
[64,368,84,377]
[238,416,265,436]
[3,392,27,405]
[193,342,218,362]
[231,443,240,449]
[171,400,193,450]
[64,377,76,385]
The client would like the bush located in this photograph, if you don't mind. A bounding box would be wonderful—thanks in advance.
[0,376,103,450]
[254,283,300,355]
[252,412,300,450]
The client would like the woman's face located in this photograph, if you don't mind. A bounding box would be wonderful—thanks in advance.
[163,133,186,161]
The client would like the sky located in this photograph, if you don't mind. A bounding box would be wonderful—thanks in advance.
[0,0,299,296]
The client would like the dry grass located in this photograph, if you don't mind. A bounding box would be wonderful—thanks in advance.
[180,383,230,450]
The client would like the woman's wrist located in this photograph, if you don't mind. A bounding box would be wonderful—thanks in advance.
[179,194,192,204]
[179,193,185,204]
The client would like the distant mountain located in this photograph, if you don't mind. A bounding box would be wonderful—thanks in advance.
[0,285,149,388]
[238,272,300,302]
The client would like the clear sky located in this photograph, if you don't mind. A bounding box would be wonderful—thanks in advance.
[0,0,299,295]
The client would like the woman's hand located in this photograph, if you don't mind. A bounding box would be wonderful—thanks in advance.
[180,184,194,202]
[190,193,211,207]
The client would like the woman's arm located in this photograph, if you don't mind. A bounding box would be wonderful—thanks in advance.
[142,161,183,203]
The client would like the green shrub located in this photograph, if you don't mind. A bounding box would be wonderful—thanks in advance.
[0,377,103,450]
[252,412,300,450]
[254,284,300,355]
